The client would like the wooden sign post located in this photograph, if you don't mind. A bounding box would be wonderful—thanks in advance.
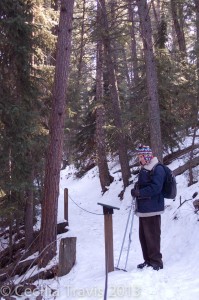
[98,203,120,273]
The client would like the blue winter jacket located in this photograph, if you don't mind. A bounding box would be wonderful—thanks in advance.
[136,161,166,217]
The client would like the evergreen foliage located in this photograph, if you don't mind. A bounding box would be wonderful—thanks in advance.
[0,0,56,225]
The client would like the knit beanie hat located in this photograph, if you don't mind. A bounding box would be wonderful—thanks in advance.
[135,144,153,163]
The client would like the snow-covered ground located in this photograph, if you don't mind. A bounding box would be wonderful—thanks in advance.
[53,157,199,300]
[2,136,199,300]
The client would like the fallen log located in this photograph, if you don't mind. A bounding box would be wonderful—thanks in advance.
[163,144,199,165]
[173,156,199,177]
[0,257,38,283]
[0,223,68,270]
[1,265,58,297]
[19,264,58,287]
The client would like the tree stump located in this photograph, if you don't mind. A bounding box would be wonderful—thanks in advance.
[58,237,76,276]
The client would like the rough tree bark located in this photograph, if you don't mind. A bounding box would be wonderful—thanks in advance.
[24,168,34,249]
[136,0,163,161]
[98,0,131,188]
[39,0,74,267]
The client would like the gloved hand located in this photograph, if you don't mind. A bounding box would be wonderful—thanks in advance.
[131,188,140,198]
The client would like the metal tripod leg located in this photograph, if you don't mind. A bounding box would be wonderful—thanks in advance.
[124,206,135,270]
[116,197,136,271]
[116,204,132,269]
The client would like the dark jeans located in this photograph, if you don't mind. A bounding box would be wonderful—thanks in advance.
[139,215,163,267]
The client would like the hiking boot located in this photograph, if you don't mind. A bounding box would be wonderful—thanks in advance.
[137,261,150,269]
[151,264,163,271]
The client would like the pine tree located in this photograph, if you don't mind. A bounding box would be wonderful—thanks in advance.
[136,0,163,161]
[0,0,42,246]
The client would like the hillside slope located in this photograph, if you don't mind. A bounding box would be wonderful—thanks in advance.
[54,152,199,300]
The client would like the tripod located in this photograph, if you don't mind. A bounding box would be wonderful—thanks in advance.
[116,197,136,272]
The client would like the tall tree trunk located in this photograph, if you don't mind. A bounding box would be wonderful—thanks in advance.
[39,0,74,267]
[136,0,163,161]
[24,168,34,249]
[95,7,112,193]
[98,0,131,188]
[194,0,199,117]
[65,0,86,163]
[170,0,186,54]
[121,46,131,87]
[77,0,86,84]
[127,0,139,86]
[110,0,119,71]
[50,0,59,65]
[110,1,131,89]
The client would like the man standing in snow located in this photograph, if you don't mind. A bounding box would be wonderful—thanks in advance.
[131,144,166,271]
